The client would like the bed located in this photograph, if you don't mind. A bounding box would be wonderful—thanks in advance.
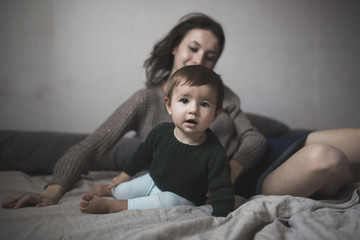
[1,113,359,240]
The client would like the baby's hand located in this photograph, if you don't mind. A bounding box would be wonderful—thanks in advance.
[107,172,131,189]
[205,190,211,205]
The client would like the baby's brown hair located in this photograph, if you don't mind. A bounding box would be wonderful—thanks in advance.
[165,65,224,112]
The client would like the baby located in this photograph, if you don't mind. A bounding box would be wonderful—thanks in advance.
[80,65,234,217]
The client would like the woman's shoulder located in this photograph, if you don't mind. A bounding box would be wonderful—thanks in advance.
[223,84,240,105]
[134,86,163,98]
[219,84,242,116]
[131,87,155,97]
[129,86,163,104]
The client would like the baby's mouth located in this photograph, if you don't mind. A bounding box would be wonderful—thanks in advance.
[185,119,197,125]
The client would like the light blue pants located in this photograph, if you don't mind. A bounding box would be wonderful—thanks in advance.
[112,173,195,210]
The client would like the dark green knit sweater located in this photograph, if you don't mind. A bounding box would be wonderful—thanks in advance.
[124,123,234,217]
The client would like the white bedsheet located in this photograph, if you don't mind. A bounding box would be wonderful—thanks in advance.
[0,171,359,240]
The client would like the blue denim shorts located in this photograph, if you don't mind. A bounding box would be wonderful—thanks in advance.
[234,132,311,198]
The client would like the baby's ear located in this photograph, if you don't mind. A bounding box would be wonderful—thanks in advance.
[164,97,172,115]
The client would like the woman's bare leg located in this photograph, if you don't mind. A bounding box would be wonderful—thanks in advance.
[262,128,360,198]
[79,193,127,214]
[306,128,360,167]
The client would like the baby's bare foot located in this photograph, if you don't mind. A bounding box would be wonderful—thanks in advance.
[79,193,110,213]
[79,193,127,214]
[91,184,112,197]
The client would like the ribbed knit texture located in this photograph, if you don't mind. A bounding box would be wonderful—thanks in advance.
[124,123,234,217]
[50,85,266,192]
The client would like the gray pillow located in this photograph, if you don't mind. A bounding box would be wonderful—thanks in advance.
[0,112,289,174]
[245,113,290,138]
[0,130,140,174]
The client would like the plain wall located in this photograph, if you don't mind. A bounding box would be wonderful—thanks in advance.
[1,0,359,133]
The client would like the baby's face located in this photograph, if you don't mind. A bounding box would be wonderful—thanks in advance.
[165,83,219,142]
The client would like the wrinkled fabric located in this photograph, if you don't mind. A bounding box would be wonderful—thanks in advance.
[1,171,359,240]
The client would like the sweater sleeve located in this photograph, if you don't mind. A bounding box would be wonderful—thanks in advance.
[221,85,266,171]
[49,89,146,191]
[123,127,156,176]
[208,147,235,217]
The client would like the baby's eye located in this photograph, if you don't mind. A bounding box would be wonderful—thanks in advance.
[200,102,210,108]
[180,98,189,104]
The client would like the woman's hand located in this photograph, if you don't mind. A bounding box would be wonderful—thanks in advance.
[2,194,55,208]
[205,190,211,205]
[229,159,243,184]
[107,172,131,189]
[2,184,64,209]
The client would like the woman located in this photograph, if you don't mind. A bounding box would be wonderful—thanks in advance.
[2,13,266,208]
[2,13,359,209]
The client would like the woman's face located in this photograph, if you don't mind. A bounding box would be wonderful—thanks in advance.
[171,29,220,76]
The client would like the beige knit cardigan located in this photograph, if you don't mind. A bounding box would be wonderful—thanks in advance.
[51,86,266,191]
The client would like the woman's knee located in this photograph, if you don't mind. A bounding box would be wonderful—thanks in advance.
[305,143,349,177]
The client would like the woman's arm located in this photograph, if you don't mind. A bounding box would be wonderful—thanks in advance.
[2,89,148,209]
[221,86,267,172]
[229,160,244,183]
[50,89,146,192]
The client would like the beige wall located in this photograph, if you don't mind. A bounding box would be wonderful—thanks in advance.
[1,0,359,133]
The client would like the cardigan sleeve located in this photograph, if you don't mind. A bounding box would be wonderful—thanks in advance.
[221,85,266,171]
[49,89,147,191]
[123,126,157,176]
